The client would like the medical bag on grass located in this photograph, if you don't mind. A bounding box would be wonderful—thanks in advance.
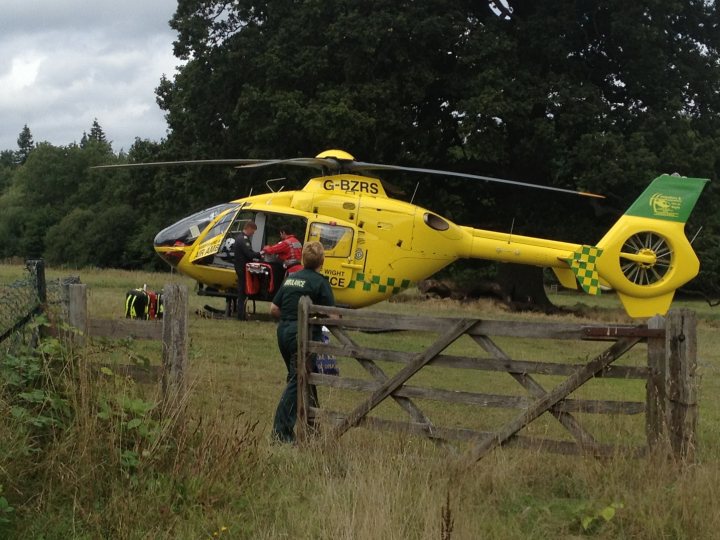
[125,287,163,320]
[125,289,148,319]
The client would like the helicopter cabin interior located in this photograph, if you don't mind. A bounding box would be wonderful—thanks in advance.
[195,207,358,286]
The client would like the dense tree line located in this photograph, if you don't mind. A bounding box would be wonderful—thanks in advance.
[0,0,719,298]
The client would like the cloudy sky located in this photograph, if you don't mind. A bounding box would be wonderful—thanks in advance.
[0,0,181,153]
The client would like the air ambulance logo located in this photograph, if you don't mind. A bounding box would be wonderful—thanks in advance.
[649,193,682,218]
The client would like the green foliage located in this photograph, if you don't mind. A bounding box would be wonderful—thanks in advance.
[1,333,73,447]
[81,118,113,153]
[0,130,164,267]
[580,501,624,534]
[15,125,34,165]
[0,290,262,538]
[0,485,14,531]
[95,371,162,477]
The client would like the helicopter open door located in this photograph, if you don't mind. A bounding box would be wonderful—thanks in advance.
[189,205,242,263]
[307,219,363,289]
[191,206,309,266]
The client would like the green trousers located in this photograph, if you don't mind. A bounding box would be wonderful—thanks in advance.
[272,321,318,442]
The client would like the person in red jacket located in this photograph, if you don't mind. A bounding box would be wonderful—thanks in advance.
[262,229,303,274]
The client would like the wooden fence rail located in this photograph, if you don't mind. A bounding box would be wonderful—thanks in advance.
[65,283,188,406]
[297,298,697,462]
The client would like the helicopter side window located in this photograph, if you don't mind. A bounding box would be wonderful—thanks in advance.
[263,215,308,247]
[308,223,353,258]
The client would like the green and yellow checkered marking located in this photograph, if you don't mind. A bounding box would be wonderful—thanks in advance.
[348,273,412,294]
[564,245,603,295]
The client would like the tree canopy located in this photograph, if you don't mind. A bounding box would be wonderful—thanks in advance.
[0,1,719,298]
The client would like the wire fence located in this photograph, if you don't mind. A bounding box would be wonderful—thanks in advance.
[0,260,78,348]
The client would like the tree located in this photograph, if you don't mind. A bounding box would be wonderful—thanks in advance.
[448,1,720,236]
[0,150,16,192]
[80,118,113,154]
[16,125,34,164]
[159,1,483,164]
[0,150,14,168]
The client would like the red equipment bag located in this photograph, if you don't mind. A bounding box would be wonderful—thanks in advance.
[146,290,158,319]
[245,262,275,296]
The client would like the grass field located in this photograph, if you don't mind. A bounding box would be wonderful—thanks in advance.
[2,263,720,539]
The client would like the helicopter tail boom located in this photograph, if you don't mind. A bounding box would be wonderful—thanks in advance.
[461,174,708,318]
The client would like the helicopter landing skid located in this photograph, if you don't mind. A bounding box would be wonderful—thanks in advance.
[196,281,278,320]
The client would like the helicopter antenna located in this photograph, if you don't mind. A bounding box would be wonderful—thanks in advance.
[410,182,420,204]
[266,177,286,193]
[690,225,703,244]
[508,217,515,244]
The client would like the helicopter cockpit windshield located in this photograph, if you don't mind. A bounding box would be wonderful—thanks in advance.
[154,203,239,247]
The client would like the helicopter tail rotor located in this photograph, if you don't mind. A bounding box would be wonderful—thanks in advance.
[564,174,709,318]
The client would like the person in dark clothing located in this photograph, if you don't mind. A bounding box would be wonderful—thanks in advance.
[270,241,335,443]
[234,221,261,320]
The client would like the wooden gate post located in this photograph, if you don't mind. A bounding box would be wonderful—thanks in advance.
[296,296,311,444]
[67,283,88,345]
[646,315,666,448]
[161,284,188,407]
[664,309,698,461]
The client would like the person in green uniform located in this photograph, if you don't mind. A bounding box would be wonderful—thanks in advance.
[270,241,335,443]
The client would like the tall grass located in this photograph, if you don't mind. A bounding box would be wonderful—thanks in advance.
[1,263,720,538]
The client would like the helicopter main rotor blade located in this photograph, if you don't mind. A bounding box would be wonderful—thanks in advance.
[348,161,605,199]
[92,152,603,199]
[91,159,267,170]
[236,157,335,170]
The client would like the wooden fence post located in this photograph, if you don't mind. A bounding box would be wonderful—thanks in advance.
[25,259,47,306]
[646,315,666,448]
[161,284,188,407]
[665,309,698,461]
[67,283,88,345]
[296,296,311,444]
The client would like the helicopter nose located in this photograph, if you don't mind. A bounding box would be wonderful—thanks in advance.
[155,246,186,267]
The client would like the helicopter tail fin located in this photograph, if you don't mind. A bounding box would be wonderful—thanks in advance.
[568,174,708,318]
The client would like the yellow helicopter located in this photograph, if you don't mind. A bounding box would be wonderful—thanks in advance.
[104,149,708,319]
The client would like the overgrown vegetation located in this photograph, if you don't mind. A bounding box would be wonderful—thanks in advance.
[2,264,720,538]
[0,278,262,538]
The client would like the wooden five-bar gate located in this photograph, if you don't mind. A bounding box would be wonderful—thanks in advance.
[296,298,697,462]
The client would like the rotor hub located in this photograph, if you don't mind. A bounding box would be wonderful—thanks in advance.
[636,248,657,268]
[619,232,672,286]
[315,149,355,161]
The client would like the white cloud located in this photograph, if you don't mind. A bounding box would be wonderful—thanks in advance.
[0,0,180,152]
